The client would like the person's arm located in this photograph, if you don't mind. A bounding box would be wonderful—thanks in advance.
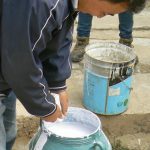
[1,0,61,118]
[2,41,58,117]
[40,24,74,119]
[2,0,71,121]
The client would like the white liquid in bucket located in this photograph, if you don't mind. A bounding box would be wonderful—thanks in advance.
[45,122,95,138]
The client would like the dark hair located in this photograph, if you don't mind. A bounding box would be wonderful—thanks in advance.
[109,0,146,13]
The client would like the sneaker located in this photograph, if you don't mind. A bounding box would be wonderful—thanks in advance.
[71,36,89,62]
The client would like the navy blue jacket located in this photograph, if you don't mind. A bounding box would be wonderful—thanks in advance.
[0,0,77,116]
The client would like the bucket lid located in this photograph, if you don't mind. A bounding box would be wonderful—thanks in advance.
[85,42,136,66]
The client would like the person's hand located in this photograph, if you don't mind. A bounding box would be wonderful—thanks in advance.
[41,90,68,122]
[58,90,69,116]
[41,105,62,122]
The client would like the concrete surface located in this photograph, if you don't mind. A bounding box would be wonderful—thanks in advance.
[13,8,150,150]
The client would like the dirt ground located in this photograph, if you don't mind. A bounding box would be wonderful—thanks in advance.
[13,117,39,150]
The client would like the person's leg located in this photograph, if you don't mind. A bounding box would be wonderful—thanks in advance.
[77,12,93,37]
[119,11,139,65]
[0,100,6,150]
[71,12,93,62]
[3,92,17,150]
[118,11,134,47]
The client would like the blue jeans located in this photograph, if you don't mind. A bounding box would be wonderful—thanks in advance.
[118,11,133,39]
[77,11,133,39]
[0,92,17,150]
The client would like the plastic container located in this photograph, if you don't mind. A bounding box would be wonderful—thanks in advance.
[29,107,112,150]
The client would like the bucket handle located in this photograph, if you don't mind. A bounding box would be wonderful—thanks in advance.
[93,130,112,150]
[93,141,104,150]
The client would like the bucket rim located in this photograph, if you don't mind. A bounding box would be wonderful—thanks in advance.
[42,107,101,139]
[85,42,136,65]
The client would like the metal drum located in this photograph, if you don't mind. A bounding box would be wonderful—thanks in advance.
[83,42,136,115]
[29,107,112,150]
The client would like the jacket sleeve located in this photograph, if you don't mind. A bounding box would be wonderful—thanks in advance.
[1,0,59,117]
[2,38,57,117]
[41,26,73,93]
[37,0,75,92]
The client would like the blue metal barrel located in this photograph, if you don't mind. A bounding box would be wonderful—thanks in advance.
[83,42,136,115]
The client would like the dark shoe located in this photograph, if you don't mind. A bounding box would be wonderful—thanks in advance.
[119,37,139,66]
[71,36,89,62]
[119,37,133,48]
